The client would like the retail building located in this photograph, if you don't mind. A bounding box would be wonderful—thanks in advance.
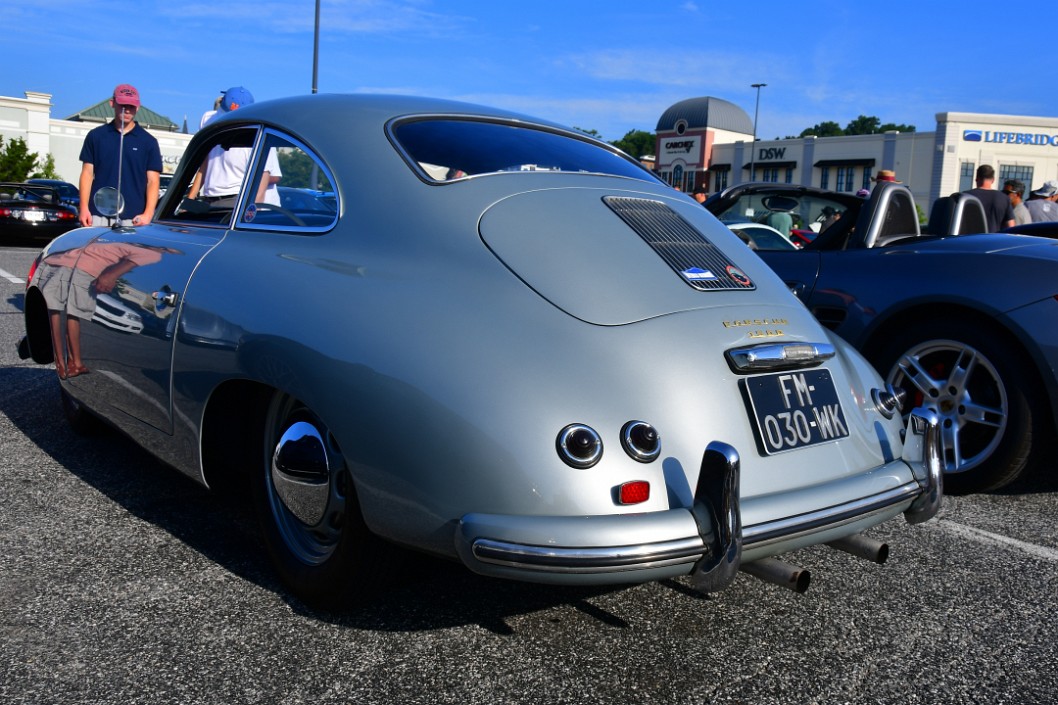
[655,96,1058,209]
[0,91,192,183]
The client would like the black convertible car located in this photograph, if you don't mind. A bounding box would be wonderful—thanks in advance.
[0,182,79,244]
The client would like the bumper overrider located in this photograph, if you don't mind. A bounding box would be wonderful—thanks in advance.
[455,408,942,593]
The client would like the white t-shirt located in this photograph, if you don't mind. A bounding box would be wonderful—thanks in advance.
[202,146,281,202]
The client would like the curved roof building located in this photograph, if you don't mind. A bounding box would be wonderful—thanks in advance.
[655,96,754,135]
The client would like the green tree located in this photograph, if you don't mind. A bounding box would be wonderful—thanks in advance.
[798,121,843,138]
[31,153,60,179]
[0,136,40,182]
[844,114,882,135]
[879,122,916,133]
[610,129,656,158]
[796,116,916,139]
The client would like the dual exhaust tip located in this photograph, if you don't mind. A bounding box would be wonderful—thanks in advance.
[741,533,889,594]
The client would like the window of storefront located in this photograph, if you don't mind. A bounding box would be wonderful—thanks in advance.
[960,162,975,191]
[861,167,872,190]
[1000,165,1034,190]
[837,167,853,192]
[820,166,830,189]
[785,167,793,184]
[714,169,729,192]
[763,167,778,183]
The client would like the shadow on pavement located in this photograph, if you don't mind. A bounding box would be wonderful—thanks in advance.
[0,365,667,633]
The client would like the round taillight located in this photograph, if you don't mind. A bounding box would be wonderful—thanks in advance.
[556,424,602,468]
[621,421,660,463]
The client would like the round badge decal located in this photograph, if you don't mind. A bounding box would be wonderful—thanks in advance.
[726,265,752,287]
[243,203,257,222]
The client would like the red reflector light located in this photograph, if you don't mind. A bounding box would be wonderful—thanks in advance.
[618,481,650,505]
[26,256,39,286]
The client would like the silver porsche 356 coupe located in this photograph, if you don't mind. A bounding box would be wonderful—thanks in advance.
[18,95,941,607]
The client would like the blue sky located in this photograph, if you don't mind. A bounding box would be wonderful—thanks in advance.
[4,1,1050,144]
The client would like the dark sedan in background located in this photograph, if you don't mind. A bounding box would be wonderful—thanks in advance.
[0,182,79,244]
[26,178,80,209]
[707,182,1058,493]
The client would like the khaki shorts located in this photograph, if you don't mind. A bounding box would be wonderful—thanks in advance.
[36,263,98,320]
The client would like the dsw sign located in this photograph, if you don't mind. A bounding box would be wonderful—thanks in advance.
[757,147,786,161]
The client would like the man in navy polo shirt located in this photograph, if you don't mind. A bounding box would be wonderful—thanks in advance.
[77,83,162,227]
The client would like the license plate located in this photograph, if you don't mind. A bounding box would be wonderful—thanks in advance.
[22,209,45,222]
[743,369,849,454]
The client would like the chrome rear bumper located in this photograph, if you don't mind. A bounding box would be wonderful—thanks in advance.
[455,407,942,590]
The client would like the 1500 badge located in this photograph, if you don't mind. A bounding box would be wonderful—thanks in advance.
[724,317,788,340]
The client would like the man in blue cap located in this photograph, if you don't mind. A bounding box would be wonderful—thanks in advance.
[188,86,281,206]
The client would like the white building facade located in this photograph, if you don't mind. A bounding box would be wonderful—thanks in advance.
[656,97,1058,209]
[0,91,192,183]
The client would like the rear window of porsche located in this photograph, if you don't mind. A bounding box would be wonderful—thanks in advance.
[389,118,659,184]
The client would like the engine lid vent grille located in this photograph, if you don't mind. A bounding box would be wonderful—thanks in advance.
[603,196,755,292]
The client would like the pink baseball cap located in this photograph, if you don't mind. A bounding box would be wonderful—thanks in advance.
[112,84,141,107]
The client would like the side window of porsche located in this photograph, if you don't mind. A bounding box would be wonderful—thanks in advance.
[160,127,260,227]
[238,131,338,232]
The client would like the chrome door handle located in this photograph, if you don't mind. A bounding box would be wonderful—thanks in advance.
[153,291,178,307]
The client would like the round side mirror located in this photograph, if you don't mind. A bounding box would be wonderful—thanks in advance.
[93,187,124,217]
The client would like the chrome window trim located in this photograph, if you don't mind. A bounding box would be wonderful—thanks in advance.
[384,113,661,186]
[235,127,339,235]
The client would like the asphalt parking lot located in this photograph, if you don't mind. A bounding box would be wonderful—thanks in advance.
[2,245,1058,705]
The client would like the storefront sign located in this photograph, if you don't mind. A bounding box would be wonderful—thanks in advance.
[659,135,702,166]
[963,129,1058,146]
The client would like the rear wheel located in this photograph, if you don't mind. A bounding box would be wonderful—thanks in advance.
[871,320,1042,493]
[253,392,387,608]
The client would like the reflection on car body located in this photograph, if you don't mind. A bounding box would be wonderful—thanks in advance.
[92,293,144,334]
[17,95,941,608]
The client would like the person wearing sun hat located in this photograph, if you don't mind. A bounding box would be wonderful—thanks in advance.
[872,169,901,184]
[1024,180,1058,223]
[77,83,163,227]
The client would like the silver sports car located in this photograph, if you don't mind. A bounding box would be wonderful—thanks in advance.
[18,95,941,607]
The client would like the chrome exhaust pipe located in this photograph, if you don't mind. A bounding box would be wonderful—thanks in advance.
[826,534,889,564]
[740,557,810,593]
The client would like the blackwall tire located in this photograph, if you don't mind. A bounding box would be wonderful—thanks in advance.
[253,392,387,608]
[871,320,1041,493]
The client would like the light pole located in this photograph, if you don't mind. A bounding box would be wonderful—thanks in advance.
[312,0,320,93]
[749,83,766,183]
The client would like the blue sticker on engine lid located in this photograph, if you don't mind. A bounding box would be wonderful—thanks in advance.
[682,267,718,282]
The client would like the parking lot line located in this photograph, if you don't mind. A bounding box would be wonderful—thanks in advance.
[1,267,25,284]
[939,519,1058,562]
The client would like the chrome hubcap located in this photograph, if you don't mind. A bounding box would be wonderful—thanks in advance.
[266,402,347,565]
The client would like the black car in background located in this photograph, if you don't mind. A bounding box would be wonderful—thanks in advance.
[0,182,80,244]
[26,178,80,209]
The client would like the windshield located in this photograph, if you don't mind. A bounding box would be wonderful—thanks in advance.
[389,118,659,184]
[712,190,863,250]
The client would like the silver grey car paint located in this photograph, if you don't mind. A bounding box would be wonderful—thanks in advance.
[19,95,940,606]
